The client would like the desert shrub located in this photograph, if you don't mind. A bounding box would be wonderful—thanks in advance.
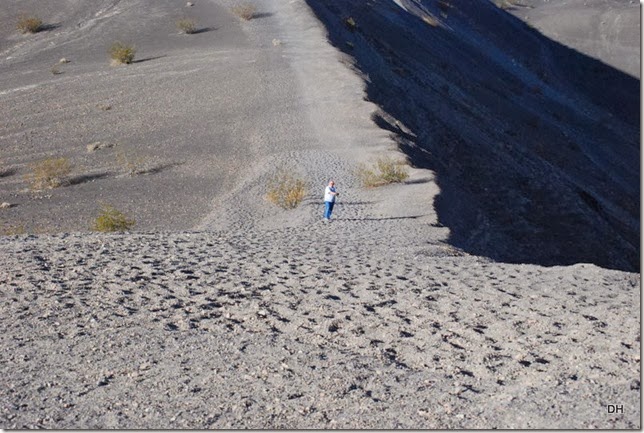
[0,223,26,236]
[344,17,357,31]
[26,157,72,190]
[17,15,43,34]
[115,148,148,176]
[231,5,256,20]
[91,204,135,232]
[266,170,307,209]
[177,18,197,34]
[355,156,409,187]
[109,42,136,65]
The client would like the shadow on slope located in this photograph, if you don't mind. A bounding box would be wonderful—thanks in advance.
[306,0,639,271]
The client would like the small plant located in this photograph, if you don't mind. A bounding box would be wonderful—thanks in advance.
[176,18,197,34]
[109,42,136,65]
[355,156,410,187]
[344,17,357,31]
[17,15,43,34]
[26,157,72,190]
[0,222,26,236]
[115,148,148,176]
[91,203,135,232]
[266,170,308,209]
[50,64,62,75]
[231,5,256,20]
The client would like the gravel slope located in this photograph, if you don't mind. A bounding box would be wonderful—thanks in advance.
[0,0,640,429]
[1,224,640,429]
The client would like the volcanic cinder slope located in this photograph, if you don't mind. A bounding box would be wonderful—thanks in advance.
[0,0,640,429]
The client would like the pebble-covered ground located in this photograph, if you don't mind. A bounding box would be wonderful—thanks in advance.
[1,220,640,428]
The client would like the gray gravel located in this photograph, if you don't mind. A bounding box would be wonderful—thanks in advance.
[0,0,640,429]
[1,223,640,429]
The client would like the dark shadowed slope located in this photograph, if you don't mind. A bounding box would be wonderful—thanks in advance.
[305,0,639,271]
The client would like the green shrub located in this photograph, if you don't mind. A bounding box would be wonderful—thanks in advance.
[266,170,308,209]
[231,5,256,20]
[355,156,409,187]
[26,157,72,190]
[17,15,43,34]
[177,18,197,34]
[91,204,135,232]
[109,42,136,65]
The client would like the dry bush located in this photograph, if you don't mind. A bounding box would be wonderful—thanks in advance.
[0,223,26,236]
[109,42,136,65]
[355,156,409,187]
[115,148,148,176]
[177,18,197,34]
[91,204,135,232]
[26,157,72,190]
[344,17,357,31]
[231,5,256,20]
[17,15,43,34]
[266,170,308,209]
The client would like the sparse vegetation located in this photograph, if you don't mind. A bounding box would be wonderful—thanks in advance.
[355,156,410,187]
[26,157,72,190]
[0,222,26,236]
[177,18,197,34]
[109,42,136,65]
[266,170,308,209]
[91,203,135,232]
[115,148,148,176]
[344,17,357,31]
[232,5,256,21]
[17,15,43,34]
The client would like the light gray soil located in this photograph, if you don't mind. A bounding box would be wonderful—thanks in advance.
[510,0,640,78]
[0,0,640,429]
[1,224,640,429]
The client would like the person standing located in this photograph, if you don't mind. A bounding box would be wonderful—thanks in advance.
[324,180,339,221]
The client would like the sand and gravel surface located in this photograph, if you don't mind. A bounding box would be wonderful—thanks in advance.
[510,0,640,78]
[1,224,640,429]
[0,0,641,429]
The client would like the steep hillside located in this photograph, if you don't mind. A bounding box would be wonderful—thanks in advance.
[305,0,640,271]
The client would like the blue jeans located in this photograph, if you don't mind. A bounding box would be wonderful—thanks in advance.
[324,201,335,219]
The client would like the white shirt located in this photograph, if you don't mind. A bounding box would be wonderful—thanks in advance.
[324,186,337,202]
